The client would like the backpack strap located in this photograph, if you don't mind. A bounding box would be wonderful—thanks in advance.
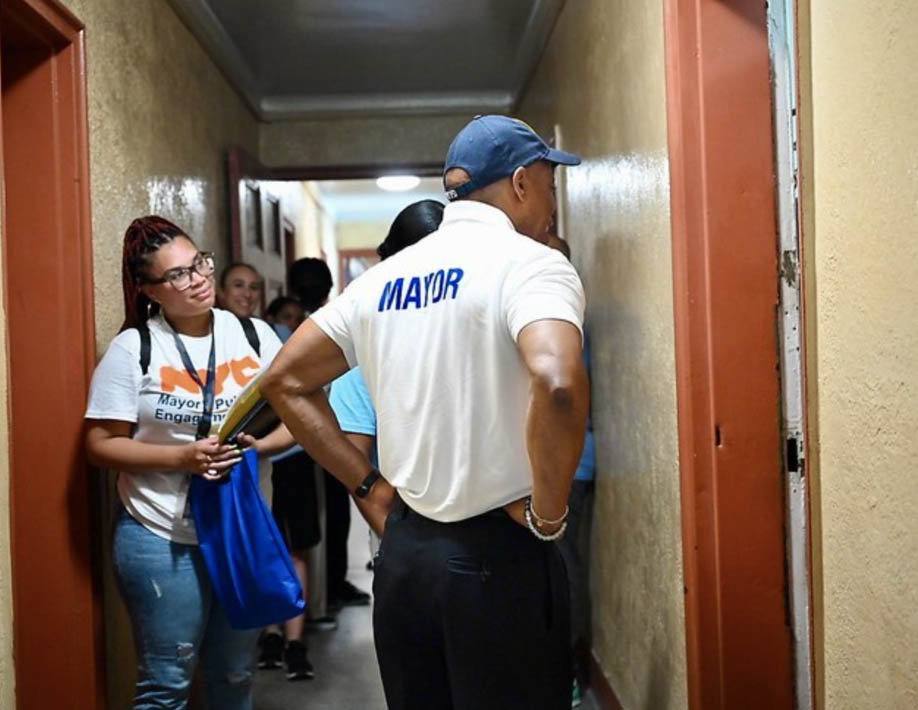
[236,315,261,357]
[136,315,260,374]
[137,323,152,376]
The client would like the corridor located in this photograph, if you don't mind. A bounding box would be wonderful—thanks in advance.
[254,509,386,709]
[0,0,916,708]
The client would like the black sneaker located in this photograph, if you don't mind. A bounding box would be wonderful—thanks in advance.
[284,640,315,681]
[331,580,371,608]
[257,632,284,669]
[304,615,338,632]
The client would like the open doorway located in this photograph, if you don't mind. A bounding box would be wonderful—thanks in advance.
[0,0,101,706]
[226,147,445,304]
[310,177,446,293]
[220,150,449,706]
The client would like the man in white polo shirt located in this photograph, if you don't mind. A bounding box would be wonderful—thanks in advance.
[262,115,589,709]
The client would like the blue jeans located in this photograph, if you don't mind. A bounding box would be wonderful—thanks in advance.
[113,509,258,709]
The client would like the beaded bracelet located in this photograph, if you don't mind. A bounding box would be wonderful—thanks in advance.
[529,502,569,528]
[524,498,568,541]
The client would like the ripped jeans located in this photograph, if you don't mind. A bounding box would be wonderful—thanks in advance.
[113,508,258,709]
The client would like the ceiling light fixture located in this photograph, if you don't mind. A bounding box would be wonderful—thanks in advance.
[376,175,421,192]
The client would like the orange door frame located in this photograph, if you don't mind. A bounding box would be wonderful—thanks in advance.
[664,1,797,707]
[0,0,101,706]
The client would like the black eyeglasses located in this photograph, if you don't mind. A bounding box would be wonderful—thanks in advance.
[145,252,215,292]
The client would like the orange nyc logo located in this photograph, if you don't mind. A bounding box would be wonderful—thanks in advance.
[160,356,260,395]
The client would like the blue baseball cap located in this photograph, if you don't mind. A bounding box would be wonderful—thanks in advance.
[443,115,581,201]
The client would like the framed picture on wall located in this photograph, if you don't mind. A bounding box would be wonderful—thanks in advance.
[244,181,263,250]
[338,248,380,289]
[267,195,282,256]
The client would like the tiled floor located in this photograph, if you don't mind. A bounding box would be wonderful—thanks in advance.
[253,593,386,709]
[254,505,385,710]
[254,504,601,710]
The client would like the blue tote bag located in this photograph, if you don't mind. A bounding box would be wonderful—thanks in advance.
[190,448,306,629]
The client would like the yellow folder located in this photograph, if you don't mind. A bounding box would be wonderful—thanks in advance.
[217,372,281,444]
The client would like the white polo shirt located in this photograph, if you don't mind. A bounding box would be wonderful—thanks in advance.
[311,200,585,522]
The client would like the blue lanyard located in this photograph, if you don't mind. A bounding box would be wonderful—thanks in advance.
[169,313,216,440]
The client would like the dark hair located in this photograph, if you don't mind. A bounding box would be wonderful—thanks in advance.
[377,200,445,260]
[219,262,260,289]
[265,295,302,319]
[547,233,571,260]
[287,257,333,312]
[120,215,188,331]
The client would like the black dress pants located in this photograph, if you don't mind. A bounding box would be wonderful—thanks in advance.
[372,499,571,710]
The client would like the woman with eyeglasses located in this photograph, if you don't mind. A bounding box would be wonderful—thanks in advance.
[84,216,293,709]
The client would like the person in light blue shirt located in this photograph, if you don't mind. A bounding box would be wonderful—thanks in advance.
[265,295,305,344]
[547,233,595,705]
[328,364,381,565]
[561,335,594,693]
[329,367,377,463]
[259,283,320,678]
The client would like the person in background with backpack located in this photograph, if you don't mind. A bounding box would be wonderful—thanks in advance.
[213,263,279,529]
[255,259,332,678]
[264,295,306,339]
[84,215,294,709]
[289,257,374,613]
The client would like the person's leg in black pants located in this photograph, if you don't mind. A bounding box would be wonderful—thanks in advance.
[557,480,594,686]
[324,469,370,608]
[372,506,453,709]
[374,503,571,710]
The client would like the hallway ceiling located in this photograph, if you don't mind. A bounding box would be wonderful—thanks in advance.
[167,0,565,120]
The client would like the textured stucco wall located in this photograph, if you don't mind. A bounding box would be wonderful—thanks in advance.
[62,0,259,350]
[806,1,918,707]
[0,219,14,709]
[260,114,468,168]
[518,1,686,707]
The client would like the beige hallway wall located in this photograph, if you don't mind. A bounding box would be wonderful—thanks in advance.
[62,0,260,350]
[518,1,687,707]
[803,1,918,707]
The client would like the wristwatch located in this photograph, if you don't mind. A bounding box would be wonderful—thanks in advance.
[354,468,381,498]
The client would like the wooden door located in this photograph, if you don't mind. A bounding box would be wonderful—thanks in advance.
[238,180,287,310]
[227,149,290,311]
[0,0,101,706]
[664,0,798,707]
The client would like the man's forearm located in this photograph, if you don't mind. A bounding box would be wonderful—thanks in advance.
[354,481,395,537]
[344,432,395,536]
[516,320,589,528]
[526,367,589,523]
[265,387,375,492]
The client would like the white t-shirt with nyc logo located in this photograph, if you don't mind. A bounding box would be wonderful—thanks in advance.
[85,308,282,543]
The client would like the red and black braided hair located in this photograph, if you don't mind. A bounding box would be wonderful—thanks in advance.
[120,215,190,332]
